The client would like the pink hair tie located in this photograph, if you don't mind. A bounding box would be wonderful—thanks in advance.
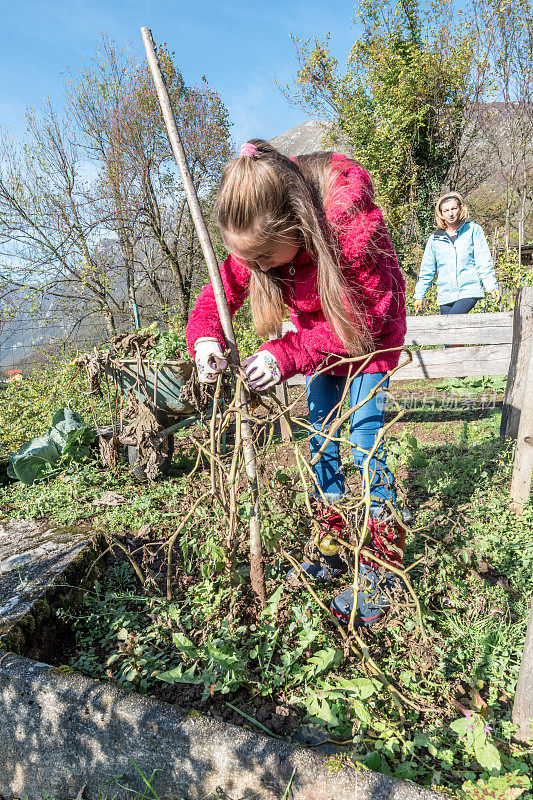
[239,142,258,158]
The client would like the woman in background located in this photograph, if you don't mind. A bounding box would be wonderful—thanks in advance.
[414,192,500,315]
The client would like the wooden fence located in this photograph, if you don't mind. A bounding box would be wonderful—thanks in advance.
[278,285,533,513]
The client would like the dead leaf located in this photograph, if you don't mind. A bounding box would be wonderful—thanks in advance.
[477,555,492,574]
[98,431,120,469]
[92,491,127,507]
[469,687,488,715]
[470,560,522,598]
[450,697,471,716]
[110,331,157,358]
[121,392,169,481]
[495,576,522,598]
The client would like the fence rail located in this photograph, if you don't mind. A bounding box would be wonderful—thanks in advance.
[404,311,513,346]
[389,343,512,380]
[286,311,515,384]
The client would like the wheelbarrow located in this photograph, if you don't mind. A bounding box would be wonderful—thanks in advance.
[104,358,206,480]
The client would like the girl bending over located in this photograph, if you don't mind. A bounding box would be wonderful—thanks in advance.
[186,140,406,625]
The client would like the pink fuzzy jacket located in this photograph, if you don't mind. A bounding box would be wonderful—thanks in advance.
[186,154,406,380]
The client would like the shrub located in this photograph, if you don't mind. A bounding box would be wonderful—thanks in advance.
[0,350,113,457]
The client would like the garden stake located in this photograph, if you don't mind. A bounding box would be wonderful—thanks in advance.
[264,390,295,441]
[141,26,266,608]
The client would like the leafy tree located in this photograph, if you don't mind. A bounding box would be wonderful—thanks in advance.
[69,37,232,325]
[468,0,533,253]
[284,0,483,262]
[0,38,232,341]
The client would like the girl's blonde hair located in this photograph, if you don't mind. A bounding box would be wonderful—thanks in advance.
[214,139,372,356]
[435,192,469,229]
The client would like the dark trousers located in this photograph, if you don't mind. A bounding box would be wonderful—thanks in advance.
[439,298,479,315]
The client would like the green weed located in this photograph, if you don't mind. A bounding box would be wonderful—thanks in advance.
[434,375,507,395]
[2,364,533,798]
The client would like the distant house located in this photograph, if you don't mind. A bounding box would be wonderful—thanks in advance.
[6,369,23,381]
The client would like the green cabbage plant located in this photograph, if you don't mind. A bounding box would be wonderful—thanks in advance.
[7,407,95,486]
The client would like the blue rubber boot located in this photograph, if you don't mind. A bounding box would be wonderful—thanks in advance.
[288,552,348,582]
[288,505,348,582]
[330,565,402,626]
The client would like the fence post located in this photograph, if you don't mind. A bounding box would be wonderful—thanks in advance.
[268,333,292,443]
[274,382,293,443]
[512,599,533,743]
[501,286,533,440]
[509,327,533,512]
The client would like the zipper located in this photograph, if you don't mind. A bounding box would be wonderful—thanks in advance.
[449,223,466,294]
[438,230,459,294]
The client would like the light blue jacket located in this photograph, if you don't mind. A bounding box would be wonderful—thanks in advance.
[414,221,498,305]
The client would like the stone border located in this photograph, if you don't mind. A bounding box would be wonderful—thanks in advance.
[0,521,99,663]
[0,651,445,800]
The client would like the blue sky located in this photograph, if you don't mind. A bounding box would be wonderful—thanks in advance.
[1,0,358,146]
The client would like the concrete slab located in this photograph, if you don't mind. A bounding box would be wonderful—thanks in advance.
[0,651,446,800]
[0,520,94,653]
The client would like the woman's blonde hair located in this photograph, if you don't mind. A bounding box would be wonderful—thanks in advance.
[435,192,469,229]
[214,139,372,356]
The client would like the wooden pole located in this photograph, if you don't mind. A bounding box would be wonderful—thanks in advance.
[275,382,293,443]
[501,287,533,440]
[509,328,533,513]
[512,599,533,743]
[140,27,266,608]
[269,335,292,443]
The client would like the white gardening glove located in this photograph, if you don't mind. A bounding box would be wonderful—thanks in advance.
[194,338,228,384]
[242,351,281,391]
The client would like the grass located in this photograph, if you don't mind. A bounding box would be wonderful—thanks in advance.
[1,374,532,800]
[18,777,285,800]
[16,759,231,800]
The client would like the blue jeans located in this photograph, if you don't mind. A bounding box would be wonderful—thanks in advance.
[306,371,396,513]
[439,298,478,315]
